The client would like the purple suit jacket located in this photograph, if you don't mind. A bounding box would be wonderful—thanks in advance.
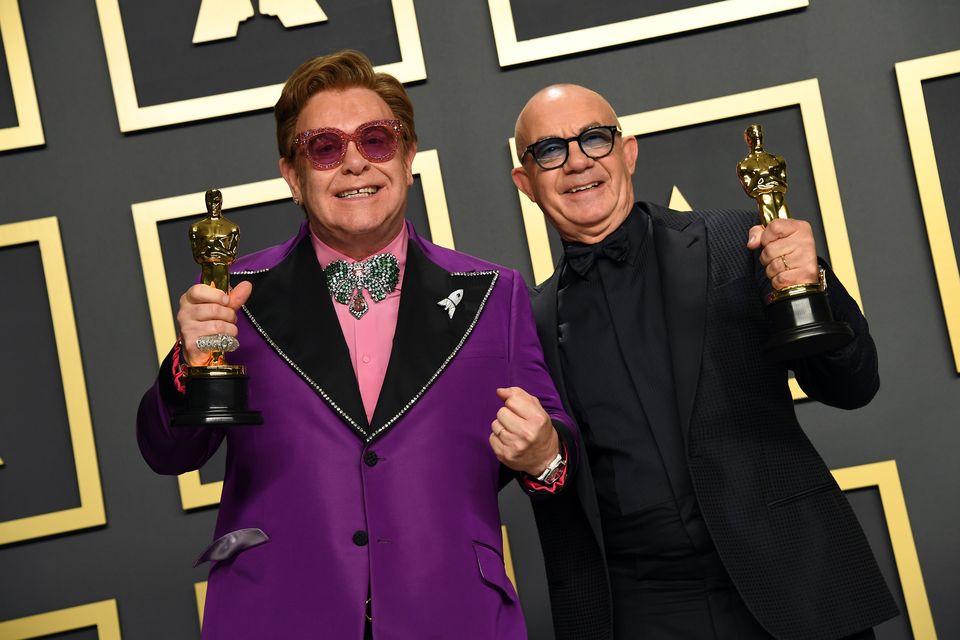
[137,221,575,639]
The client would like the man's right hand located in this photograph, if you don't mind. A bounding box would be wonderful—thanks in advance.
[176,280,253,365]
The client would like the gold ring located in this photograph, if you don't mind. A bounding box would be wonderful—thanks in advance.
[780,255,789,271]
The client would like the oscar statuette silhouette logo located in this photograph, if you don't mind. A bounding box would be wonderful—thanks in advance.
[192,0,327,44]
[171,189,263,426]
[736,124,853,360]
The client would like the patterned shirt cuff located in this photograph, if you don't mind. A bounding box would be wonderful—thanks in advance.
[172,336,188,395]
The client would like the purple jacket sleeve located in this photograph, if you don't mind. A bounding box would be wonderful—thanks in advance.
[136,348,225,475]
[505,270,580,486]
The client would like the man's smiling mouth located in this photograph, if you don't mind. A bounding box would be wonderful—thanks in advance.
[336,187,380,199]
[566,182,600,194]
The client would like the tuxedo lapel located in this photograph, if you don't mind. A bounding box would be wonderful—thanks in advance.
[531,265,571,410]
[368,238,498,442]
[533,258,607,547]
[237,236,369,438]
[653,211,707,443]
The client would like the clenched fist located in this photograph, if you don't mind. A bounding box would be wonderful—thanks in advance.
[489,387,559,476]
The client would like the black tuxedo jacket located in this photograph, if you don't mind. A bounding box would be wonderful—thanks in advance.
[530,203,897,640]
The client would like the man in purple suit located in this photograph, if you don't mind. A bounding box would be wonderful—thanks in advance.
[137,51,575,639]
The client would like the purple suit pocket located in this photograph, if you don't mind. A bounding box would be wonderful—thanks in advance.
[473,541,518,604]
[194,528,270,567]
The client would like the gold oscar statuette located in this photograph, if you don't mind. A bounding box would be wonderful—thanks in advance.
[736,124,853,360]
[170,189,263,427]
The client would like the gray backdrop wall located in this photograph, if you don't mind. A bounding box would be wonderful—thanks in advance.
[0,0,958,638]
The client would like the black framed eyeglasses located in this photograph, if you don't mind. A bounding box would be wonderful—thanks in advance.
[520,125,621,170]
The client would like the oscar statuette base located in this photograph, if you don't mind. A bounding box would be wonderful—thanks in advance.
[170,365,263,427]
[763,289,854,361]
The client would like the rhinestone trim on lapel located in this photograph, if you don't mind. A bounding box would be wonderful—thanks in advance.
[365,270,499,442]
[241,302,368,439]
[233,268,271,275]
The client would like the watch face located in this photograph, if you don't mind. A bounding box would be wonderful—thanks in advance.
[543,459,566,485]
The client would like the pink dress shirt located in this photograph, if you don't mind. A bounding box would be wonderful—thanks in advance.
[311,226,407,423]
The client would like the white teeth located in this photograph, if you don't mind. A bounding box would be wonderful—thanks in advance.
[337,187,380,199]
[568,182,599,193]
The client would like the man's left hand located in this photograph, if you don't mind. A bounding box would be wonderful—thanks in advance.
[747,218,819,290]
[490,387,560,477]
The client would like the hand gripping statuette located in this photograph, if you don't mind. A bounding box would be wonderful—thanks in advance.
[736,124,853,361]
[171,189,263,426]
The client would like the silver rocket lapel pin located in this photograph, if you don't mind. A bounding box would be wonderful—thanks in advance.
[438,289,464,319]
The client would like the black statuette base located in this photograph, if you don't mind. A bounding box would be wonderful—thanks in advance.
[171,374,263,427]
[763,291,854,361]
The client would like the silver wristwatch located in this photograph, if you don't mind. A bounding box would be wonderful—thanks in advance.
[536,452,566,484]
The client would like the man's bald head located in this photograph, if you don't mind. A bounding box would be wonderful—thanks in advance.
[514,84,620,160]
[510,84,638,245]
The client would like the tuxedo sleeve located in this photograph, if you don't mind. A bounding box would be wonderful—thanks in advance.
[789,260,880,409]
[136,347,226,475]
[505,270,580,487]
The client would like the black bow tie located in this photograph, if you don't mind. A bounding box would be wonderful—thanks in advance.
[563,226,630,277]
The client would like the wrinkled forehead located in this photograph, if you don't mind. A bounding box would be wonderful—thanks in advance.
[521,89,619,142]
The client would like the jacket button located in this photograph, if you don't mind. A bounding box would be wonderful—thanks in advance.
[352,530,369,546]
[363,451,379,467]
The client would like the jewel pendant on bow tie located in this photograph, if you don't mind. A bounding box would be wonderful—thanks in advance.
[325,253,400,320]
[349,290,369,319]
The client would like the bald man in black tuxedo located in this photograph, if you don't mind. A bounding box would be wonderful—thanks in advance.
[510,84,898,639]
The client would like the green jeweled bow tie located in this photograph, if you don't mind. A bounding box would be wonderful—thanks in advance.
[325,253,400,319]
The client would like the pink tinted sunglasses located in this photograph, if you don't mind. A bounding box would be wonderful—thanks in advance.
[294,119,404,170]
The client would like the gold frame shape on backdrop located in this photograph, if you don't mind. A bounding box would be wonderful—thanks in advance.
[896,49,960,373]
[488,0,808,67]
[0,599,121,639]
[195,581,205,628]
[194,525,518,628]
[509,78,862,402]
[0,0,43,150]
[133,150,453,510]
[832,460,936,638]
[0,217,105,546]
[95,0,426,132]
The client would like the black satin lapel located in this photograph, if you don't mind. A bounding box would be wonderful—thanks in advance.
[369,241,497,440]
[655,218,707,443]
[531,266,571,410]
[536,261,605,541]
[239,237,368,436]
